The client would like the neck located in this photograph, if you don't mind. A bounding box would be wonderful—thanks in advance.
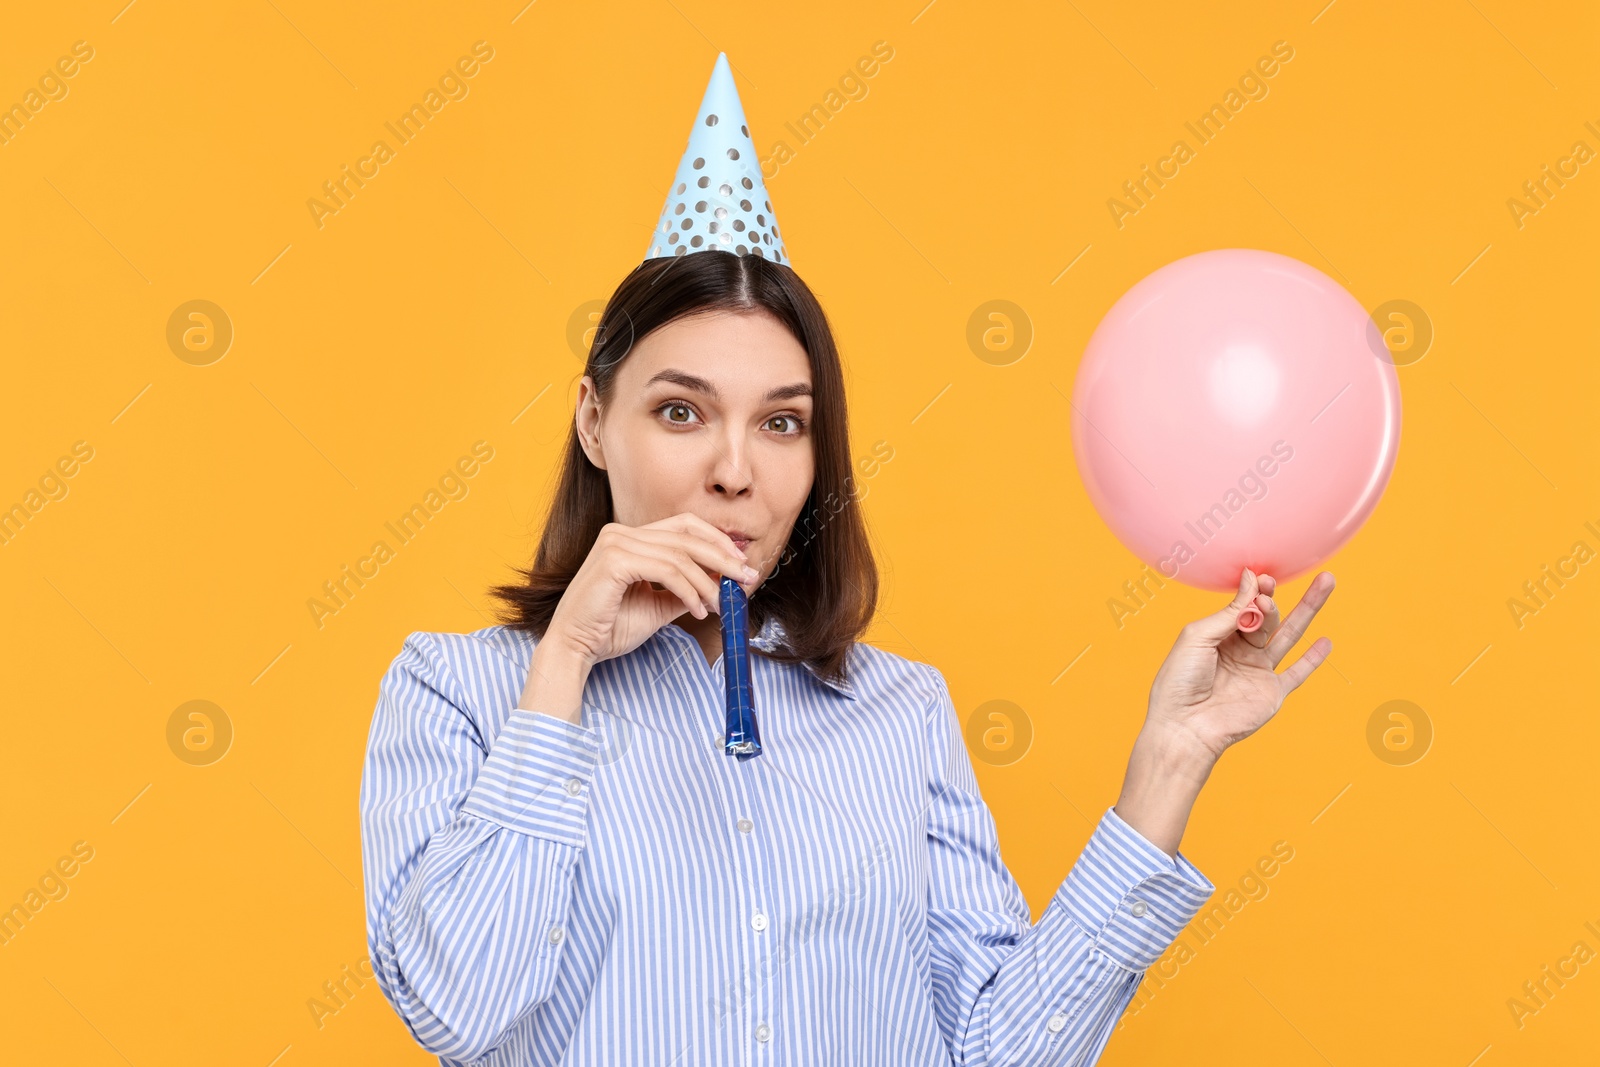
[674,614,723,668]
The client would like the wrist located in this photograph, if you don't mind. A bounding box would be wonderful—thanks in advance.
[532,633,594,678]
[1112,724,1217,859]
[1129,722,1218,788]
[520,634,593,724]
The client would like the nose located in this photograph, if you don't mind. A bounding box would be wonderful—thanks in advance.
[707,429,753,496]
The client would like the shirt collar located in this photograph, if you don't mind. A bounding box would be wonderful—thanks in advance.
[749,616,857,701]
[644,618,857,700]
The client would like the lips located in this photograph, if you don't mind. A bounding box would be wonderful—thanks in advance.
[717,528,755,550]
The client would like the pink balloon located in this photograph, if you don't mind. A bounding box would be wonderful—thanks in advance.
[1071,249,1402,593]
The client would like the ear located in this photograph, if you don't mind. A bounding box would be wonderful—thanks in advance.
[575,375,608,470]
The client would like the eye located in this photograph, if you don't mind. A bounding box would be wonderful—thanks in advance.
[766,414,807,436]
[657,402,701,426]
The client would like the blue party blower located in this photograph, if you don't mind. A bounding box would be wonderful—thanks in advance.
[720,576,762,759]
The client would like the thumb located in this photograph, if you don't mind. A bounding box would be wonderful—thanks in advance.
[1186,567,1261,646]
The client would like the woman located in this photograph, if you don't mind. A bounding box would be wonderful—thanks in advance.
[359,251,1336,1067]
[360,54,1335,1067]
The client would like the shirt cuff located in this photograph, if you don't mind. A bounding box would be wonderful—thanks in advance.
[460,706,603,847]
[1056,806,1215,971]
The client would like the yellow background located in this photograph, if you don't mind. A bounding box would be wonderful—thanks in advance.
[2,0,1595,1062]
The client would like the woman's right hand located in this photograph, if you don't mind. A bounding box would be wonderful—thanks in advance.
[542,513,760,672]
[519,514,757,722]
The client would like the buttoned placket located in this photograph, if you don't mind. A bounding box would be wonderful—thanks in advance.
[655,625,777,1053]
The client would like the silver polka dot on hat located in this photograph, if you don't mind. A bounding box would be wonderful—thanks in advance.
[647,53,789,267]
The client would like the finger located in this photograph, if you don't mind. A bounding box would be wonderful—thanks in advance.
[631,556,712,620]
[665,513,785,588]
[635,520,754,580]
[1257,573,1277,597]
[625,542,725,614]
[628,526,757,588]
[1266,572,1337,668]
[1278,635,1332,695]
[649,512,749,563]
[1184,567,1262,646]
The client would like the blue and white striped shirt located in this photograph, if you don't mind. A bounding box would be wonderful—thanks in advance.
[359,619,1216,1065]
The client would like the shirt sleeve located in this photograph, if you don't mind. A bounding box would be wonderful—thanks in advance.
[919,663,1216,1067]
[359,631,602,1062]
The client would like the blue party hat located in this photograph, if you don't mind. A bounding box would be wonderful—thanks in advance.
[646,53,790,266]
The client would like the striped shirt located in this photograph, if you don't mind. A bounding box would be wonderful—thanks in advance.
[359,619,1216,1065]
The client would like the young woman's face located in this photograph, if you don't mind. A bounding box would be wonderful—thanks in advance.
[576,308,816,591]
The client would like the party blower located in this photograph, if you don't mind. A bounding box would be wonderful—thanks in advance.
[1071,248,1403,630]
[720,575,762,759]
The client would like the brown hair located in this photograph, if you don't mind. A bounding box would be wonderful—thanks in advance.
[487,252,878,686]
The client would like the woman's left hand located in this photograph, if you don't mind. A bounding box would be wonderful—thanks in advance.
[1146,567,1336,765]
[1112,567,1336,857]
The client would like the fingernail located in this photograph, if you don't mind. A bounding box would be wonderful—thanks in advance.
[742,566,760,581]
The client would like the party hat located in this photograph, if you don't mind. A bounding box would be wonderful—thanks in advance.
[646,53,789,266]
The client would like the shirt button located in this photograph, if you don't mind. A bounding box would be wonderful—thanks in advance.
[754,1022,771,1043]
[737,817,753,834]
[547,925,565,945]
[564,777,583,796]
[750,910,768,932]
[1130,899,1148,917]
[1046,1011,1068,1033]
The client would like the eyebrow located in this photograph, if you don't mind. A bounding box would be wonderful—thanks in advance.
[643,369,812,404]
